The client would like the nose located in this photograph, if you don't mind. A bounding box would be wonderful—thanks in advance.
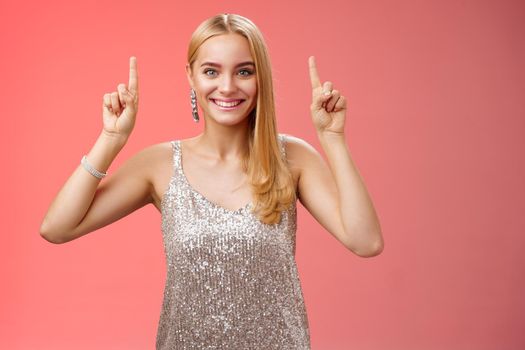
[218,75,235,94]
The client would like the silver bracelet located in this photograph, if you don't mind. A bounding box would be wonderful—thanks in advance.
[81,155,107,179]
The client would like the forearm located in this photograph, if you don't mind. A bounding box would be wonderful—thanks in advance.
[39,132,126,242]
[317,131,383,255]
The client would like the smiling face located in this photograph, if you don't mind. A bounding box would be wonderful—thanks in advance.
[186,33,257,126]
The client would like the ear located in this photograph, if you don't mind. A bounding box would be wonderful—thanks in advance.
[185,63,194,88]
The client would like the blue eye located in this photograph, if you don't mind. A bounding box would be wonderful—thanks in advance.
[203,68,254,77]
[204,69,217,77]
[239,69,254,76]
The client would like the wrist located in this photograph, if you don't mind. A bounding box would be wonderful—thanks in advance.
[317,130,346,141]
[100,130,128,149]
[81,132,125,179]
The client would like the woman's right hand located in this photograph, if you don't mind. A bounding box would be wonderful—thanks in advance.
[102,56,139,142]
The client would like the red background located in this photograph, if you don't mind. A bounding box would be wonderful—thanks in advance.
[1,0,524,349]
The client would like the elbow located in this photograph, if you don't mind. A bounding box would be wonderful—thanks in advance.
[349,233,384,258]
[39,230,63,245]
[39,222,66,245]
[362,240,384,257]
[40,232,65,244]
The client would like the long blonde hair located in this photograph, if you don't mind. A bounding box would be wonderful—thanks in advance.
[187,13,296,224]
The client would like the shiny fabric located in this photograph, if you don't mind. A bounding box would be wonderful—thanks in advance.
[156,134,311,349]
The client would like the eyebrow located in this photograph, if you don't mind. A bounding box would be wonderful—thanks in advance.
[200,61,255,68]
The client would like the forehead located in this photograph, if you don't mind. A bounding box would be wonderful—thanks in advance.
[195,33,253,65]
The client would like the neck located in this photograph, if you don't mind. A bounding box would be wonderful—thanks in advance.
[195,116,251,162]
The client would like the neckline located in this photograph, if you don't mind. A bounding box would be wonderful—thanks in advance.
[176,140,253,215]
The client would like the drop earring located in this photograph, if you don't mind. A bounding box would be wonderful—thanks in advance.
[190,88,199,123]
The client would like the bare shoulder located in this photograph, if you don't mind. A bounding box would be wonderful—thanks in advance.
[132,141,174,211]
[123,141,172,178]
[280,133,321,179]
[135,140,173,163]
[281,133,318,154]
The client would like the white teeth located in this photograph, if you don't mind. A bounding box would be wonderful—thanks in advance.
[213,99,242,107]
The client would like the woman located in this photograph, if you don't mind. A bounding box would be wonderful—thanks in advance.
[40,13,383,349]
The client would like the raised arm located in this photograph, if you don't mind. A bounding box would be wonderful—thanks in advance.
[291,56,383,257]
[39,56,149,244]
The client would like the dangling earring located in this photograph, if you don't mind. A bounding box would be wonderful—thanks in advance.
[190,88,199,123]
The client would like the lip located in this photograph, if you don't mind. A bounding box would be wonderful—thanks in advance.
[210,98,245,110]
[211,98,245,103]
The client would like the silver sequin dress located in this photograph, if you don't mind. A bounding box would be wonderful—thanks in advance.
[156,134,311,349]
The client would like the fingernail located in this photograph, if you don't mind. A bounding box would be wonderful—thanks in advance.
[323,90,332,96]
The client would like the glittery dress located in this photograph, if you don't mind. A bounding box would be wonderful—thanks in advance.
[156,134,311,349]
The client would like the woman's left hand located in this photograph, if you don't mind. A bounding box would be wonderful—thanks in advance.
[308,56,347,136]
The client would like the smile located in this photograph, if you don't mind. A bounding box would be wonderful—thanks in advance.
[211,99,245,109]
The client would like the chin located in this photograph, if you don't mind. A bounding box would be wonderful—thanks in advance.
[204,107,256,126]
[208,114,251,126]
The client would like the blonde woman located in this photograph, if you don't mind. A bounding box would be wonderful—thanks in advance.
[40,13,383,349]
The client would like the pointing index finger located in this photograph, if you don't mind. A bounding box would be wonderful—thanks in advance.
[128,56,138,93]
[308,56,321,89]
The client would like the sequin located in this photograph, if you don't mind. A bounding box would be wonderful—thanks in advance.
[156,134,311,349]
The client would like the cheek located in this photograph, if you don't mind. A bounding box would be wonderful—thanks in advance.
[244,81,257,98]
[194,80,214,94]
[194,82,215,103]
